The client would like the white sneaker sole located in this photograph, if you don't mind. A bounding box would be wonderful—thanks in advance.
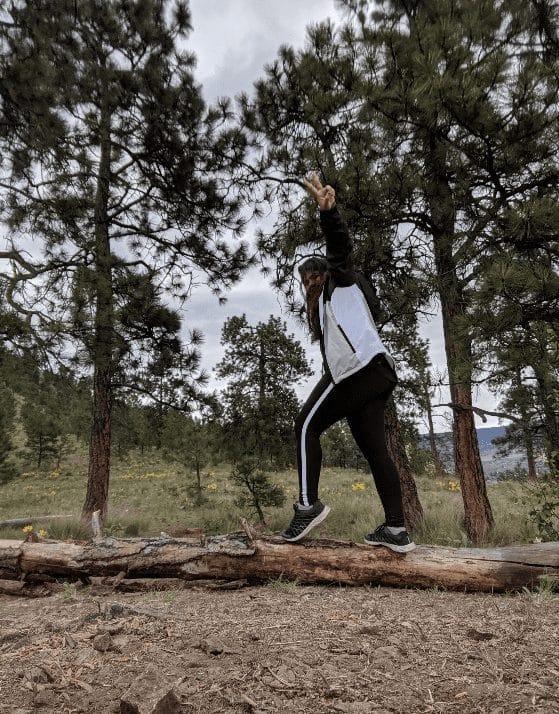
[363,538,416,553]
[281,505,331,542]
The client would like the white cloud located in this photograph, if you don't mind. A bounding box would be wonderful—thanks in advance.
[188,0,337,100]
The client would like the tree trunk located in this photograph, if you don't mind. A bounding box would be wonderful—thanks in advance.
[452,383,493,541]
[1,534,558,593]
[195,459,201,493]
[83,368,112,523]
[385,397,424,530]
[424,131,493,543]
[37,434,43,469]
[514,368,538,482]
[424,382,447,480]
[257,334,266,464]
[534,364,559,475]
[525,430,538,483]
[82,85,113,526]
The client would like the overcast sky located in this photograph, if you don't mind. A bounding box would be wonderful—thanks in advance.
[182,0,499,433]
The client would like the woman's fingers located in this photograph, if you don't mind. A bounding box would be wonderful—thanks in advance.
[302,175,334,208]
[311,174,323,191]
[302,178,319,198]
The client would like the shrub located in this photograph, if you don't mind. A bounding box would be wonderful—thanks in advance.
[495,466,529,482]
[529,471,559,541]
[231,460,285,523]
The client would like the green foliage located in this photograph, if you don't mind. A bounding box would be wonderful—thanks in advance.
[20,391,64,469]
[216,315,311,467]
[0,442,543,546]
[495,466,529,483]
[321,422,368,470]
[0,382,17,484]
[406,446,433,480]
[267,575,300,589]
[1,0,251,520]
[112,401,156,456]
[242,0,559,541]
[230,459,286,523]
[45,520,91,541]
[529,471,559,541]
[161,411,214,504]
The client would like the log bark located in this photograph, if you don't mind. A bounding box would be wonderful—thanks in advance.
[0,534,558,593]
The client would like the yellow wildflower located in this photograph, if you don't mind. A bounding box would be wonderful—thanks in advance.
[38,529,48,538]
[206,483,218,491]
[22,525,33,533]
[351,482,366,491]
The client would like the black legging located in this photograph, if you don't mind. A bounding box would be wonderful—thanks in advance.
[294,355,405,527]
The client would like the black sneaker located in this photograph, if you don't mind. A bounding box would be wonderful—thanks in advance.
[364,524,416,553]
[281,500,331,542]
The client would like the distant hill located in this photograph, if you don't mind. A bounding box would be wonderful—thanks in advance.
[420,425,543,480]
[475,426,507,451]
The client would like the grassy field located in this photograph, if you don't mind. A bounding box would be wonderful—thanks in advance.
[0,446,545,547]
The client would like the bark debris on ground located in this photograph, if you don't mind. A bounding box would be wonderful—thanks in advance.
[0,583,558,713]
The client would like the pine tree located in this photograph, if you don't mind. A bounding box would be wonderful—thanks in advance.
[239,20,439,530]
[215,314,312,467]
[0,1,250,523]
[0,381,16,484]
[339,0,556,540]
[230,460,285,524]
[241,0,558,541]
[161,411,213,503]
[321,422,367,470]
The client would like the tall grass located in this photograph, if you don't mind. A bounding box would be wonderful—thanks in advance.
[0,450,541,546]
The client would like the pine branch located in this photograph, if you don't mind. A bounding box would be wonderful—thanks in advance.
[432,402,522,424]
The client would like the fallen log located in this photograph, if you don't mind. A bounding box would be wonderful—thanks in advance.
[1,532,558,593]
[0,580,63,598]
[0,514,74,529]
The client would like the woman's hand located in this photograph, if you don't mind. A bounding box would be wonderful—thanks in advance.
[303,174,336,211]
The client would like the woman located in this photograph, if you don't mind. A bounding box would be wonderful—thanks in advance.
[281,175,415,553]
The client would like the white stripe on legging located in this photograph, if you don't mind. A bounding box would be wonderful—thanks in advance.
[300,381,335,506]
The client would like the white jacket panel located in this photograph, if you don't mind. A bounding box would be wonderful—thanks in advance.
[320,284,392,384]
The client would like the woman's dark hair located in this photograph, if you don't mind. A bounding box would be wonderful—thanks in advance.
[298,256,328,342]
[298,256,327,279]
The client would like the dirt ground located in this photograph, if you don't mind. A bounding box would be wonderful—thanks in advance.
[1,582,558,714]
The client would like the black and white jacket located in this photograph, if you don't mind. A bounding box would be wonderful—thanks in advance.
[317,206,394,384]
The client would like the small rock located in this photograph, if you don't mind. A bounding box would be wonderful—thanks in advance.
[199,637,224,655]
[0,629,24,644]
[98,622,124,635]
[26,666,53,684]
[92,632,113,652]
[33,689,55,707]
[198,637,239,656]
[466,628,495,641]
[373,645,400,659]
[64,633,77,648]
[120,666,181,714]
